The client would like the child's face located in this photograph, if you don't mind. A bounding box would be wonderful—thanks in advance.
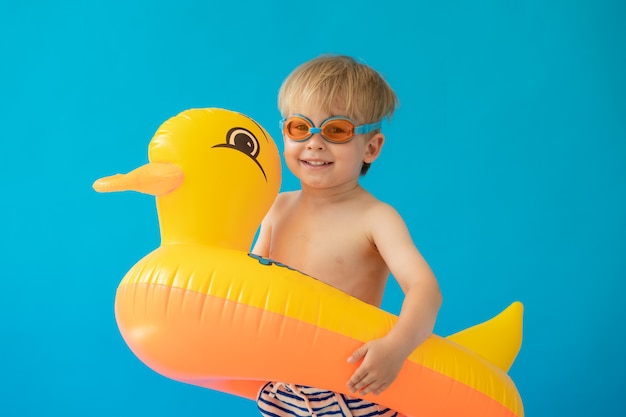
[282,104,383,191]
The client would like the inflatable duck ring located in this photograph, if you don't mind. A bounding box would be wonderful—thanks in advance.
[94,108,524,417]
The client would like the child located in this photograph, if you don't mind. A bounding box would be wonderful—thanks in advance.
[252,54,442,417]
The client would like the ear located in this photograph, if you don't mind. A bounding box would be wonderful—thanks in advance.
[363,133,384,163]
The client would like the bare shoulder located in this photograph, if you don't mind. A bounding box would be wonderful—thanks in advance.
[360,196,413,244]
[367,199,400,216]
[274,190,300,205]
[360,194,404,224]
[263,190,299,222]
[269,190,299,212]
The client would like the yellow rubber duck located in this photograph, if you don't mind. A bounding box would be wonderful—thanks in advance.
[94,108,524,417]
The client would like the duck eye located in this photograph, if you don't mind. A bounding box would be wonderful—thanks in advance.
[227,127,259,158]
[212,125,268,181]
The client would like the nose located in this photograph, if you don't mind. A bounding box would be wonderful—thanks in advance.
[306,132,326,150]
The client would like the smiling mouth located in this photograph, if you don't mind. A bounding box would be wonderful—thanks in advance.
[302,160,332,166]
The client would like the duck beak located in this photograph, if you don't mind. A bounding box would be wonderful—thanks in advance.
[93,162,184,196]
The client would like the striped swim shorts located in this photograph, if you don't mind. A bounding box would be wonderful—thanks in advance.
[257,382,404,417]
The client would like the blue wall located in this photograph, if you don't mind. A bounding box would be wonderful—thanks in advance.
[1,1,624,416]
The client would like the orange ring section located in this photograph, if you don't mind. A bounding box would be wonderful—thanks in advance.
[116,282,521,417]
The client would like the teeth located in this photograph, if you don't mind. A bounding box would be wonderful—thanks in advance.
[306,161,329,166]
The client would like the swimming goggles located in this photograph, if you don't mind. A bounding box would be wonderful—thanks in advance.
[280,114,382,144]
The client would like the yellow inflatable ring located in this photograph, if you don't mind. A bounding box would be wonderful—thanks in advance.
[93,108,524,417]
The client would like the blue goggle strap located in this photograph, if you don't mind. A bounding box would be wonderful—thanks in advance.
[353,120,383,134]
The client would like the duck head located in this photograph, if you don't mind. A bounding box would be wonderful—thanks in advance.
[94,108,281,251]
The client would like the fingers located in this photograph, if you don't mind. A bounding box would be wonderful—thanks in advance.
[347,345,367,364]
[347,369,367,393]
[347,345,370,393]
[347,372,389,396]
[359,382,388,396]
[346,341,396,396]
[371,382,389,396]
[347,363,388,396]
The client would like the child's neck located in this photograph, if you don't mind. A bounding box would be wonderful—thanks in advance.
[298,182,364,204]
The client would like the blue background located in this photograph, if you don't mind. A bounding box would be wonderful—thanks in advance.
[1,1,624,416]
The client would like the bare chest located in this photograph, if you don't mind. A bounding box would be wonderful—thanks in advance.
[270,210,367,259]
[268,211,389,304]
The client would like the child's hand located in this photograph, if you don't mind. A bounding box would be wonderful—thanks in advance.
[346,337,406,396]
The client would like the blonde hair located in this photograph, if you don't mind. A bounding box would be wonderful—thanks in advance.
[278,54,398,125]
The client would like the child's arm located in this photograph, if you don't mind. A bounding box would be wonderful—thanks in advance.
[251,193,286,257]
[251,218,272,257]
[346,203,442,396]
